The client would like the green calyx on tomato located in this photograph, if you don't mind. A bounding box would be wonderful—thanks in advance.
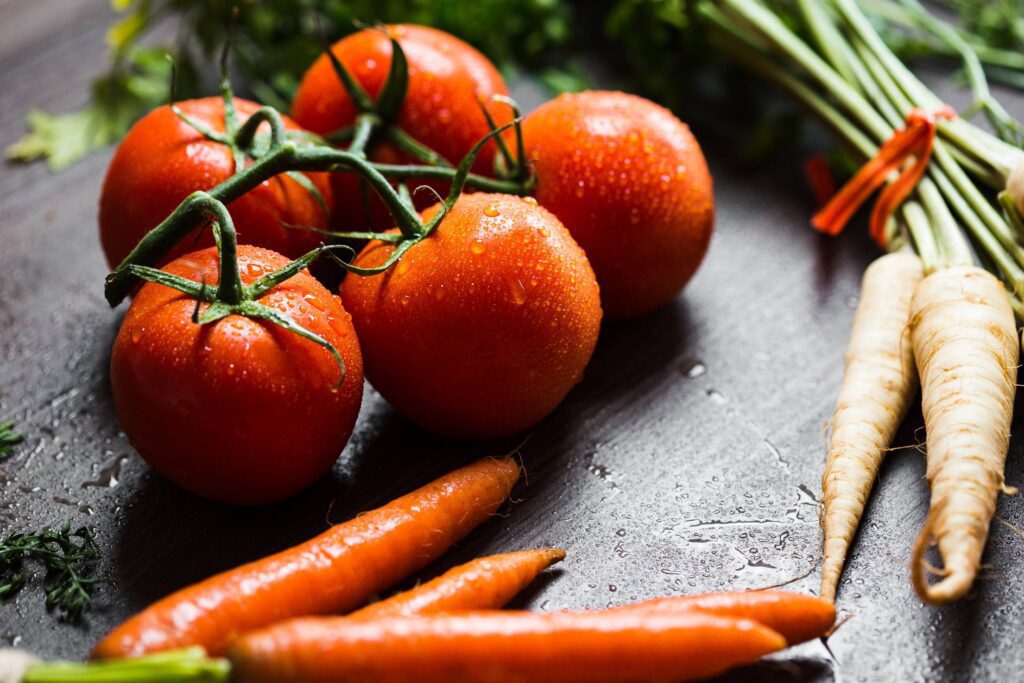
[122,192,350,384]
[319,24,438,165]
[316,24,533,190]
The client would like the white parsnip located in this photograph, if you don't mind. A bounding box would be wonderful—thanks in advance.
[1008,156,1024,216]
[909,266,1018,605]
[820,252,924,603]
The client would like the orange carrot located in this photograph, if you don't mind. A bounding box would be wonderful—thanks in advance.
[92,457,520,659]
[228,611,787,683]
[609,589,835,645]
[348,548,565,620]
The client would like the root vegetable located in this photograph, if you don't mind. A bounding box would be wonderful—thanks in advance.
[228,611,786,683]
[348,548,566,620]
[820,252,924,602]
[92,457,520,658]
[1008,156,1024,216]
[909,266,1018,604]
[612,589,835,645]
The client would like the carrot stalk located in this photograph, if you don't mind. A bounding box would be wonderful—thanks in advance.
[909,266,1018,604]
[348,548,565,620]
[820,252,924,602]
[228,611,787,683]
[92,457,520,659]
[610,589,835,645]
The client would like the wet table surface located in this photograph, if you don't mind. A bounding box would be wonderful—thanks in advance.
[1,1,1023,681]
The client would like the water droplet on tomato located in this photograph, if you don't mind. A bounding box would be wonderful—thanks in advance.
[130,327,143,344]
[575,182,585,199]
[434,285,447,301]
[484,204,501,218]
[470,239,486,255]
[401,294,411,306]
[326,316,347,337]
[508,278,527,306]
[246,263,263,277]
[522,196,538,206]
[304,293,326,311]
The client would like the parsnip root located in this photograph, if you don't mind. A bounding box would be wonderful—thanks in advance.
[1007,156,1024,216]
[820,252,924,602]
[909,266,1018,605]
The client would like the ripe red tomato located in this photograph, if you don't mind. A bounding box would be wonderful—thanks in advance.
[292,24,511,230]
[99,97,333,269]
[340,193,602,438]
[520,91,715,320]
[111,245,363,504]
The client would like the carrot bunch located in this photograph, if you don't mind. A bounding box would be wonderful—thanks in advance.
[21,457,834,683]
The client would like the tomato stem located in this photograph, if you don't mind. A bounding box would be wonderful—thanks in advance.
[371,164,532,194]
[234,106,286,153]
[385,125,450,167]
[348,113,380,157]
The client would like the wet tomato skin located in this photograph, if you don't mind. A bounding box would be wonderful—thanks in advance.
[521,91,715,320]
[111,246,363,504]
[99,97,333,269]
[292,24,511,229]
[340,193,602,438]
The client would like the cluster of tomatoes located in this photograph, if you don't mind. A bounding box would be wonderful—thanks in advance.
[101,25,714,504]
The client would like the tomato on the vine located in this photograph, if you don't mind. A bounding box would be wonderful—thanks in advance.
[111,245,363,504]
[340,193,602,438]
[99,97,333,269]
[520,91,715,320]
[292,25,511,230]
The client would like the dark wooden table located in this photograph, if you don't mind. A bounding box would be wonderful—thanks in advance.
[2,1,1023,681]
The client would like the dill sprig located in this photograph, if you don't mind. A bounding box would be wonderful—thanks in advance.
[0,419,24,460]
[0,524,107,622]
[0,392,23,460]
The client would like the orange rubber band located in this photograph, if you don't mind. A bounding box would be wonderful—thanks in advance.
[811,106,956,248]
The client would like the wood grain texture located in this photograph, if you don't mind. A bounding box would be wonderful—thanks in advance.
[1,1,1023,681]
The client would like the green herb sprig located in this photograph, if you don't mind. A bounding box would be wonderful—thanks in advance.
[0,421,23,460]
[0,392,24,461]
[0,524,107,622]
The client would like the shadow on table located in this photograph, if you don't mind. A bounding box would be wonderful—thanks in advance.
[109,297,693,610]
[714,657,836,682]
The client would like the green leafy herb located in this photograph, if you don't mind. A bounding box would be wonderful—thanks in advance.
[0,421,22,460]
[0,393,23,461]
[7,46,180,171]
[0,524,106,622]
